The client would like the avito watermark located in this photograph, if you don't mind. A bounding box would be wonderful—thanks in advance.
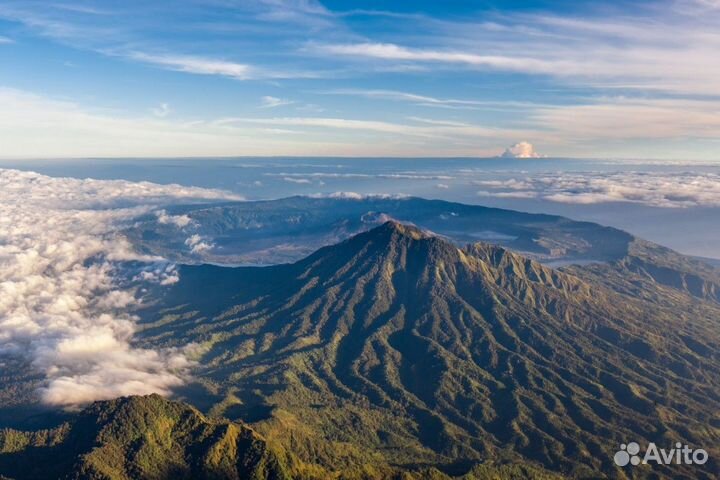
[614,441,708,467]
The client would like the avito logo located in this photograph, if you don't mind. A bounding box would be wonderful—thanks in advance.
[614,442,709,467]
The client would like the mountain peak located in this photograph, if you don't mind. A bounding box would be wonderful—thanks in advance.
[372,220,431,240]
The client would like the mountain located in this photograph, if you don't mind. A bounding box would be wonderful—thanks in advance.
[135,222,720,479]
[126,196,633,265]
[0,394,289,480]
[567,239,720,305]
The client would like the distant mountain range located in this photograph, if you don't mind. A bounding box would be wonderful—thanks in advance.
[126,196,634,266]
[131,221,719,479]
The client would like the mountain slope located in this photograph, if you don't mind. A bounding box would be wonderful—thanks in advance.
[136,221,720,479]
[0,394,289,480]
[566,239,720,306]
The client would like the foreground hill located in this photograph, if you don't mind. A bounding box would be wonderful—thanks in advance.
[0,394,289,480]
[0,394,565,480]
[137,222,720,479]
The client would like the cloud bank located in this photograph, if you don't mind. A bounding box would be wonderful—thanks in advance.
[0,169,241,408]
[476,171,720,208]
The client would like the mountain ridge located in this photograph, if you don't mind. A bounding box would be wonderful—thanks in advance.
[134,221,720,479]
[0,394,290,480]
[127,196,634,266]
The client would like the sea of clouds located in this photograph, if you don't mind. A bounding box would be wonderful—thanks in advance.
[476,171,720,208]
[0,169,242,408]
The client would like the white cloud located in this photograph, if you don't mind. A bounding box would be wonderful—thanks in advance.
[184,234,214,254]
[152,102,171,118]
[267,172,452,180]
[0,36,13,44]
[156,209,193,228]
[311,6,720,98]
[474,178,534,190]
[500,141,544,158]
[0,168,240,408]
[283,176,312,184]
[475,171,720,208]
[313,42,555,72]
[216,116,514,141]
[1,87,419,158]
[129,52,253,80]
[259,95,294,108]
[320,89,492,109]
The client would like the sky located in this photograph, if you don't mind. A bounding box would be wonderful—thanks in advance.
[1,0,719,159]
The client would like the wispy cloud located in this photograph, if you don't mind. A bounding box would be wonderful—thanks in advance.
[313,42,555,72]
[310,5,720,97]
[0,36,14,44]
[129,52,253,80]
[151,102,171,118]
[214,116,516,140]
[1,87,518,158]
[259,95,294,108]
[319,88,493,109]
[0,2,334,81]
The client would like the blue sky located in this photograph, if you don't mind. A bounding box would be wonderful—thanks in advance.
[1,0,719,159]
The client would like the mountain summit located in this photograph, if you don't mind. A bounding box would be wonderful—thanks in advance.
[135,223,720,478]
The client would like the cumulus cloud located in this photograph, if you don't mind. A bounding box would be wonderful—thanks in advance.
[184,234,215,254]
[475,171,720,208]
[0,169,240,408]
[500,141,544,158]
[156,209,193,228]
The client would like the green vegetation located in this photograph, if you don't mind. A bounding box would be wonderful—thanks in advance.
[132,221,720,479]
[0,394,289,480]
[4,221,720,479]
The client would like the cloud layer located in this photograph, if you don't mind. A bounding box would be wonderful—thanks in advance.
[476,171,720,208]
[0,169,241,407]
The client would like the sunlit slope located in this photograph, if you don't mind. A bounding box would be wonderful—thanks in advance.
[0,394,289,480]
